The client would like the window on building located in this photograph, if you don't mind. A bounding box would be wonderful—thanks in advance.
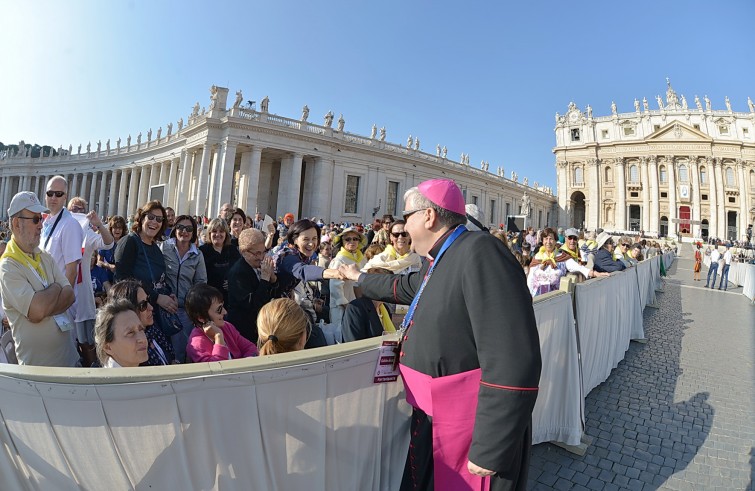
[344,175,360,214]
[462,188,467,201]
[661,192,668,198]
[719,124,730,136]
[505,202,510,219]
[538,210,543,228]
[750,170,755,187]
[743,128,749,137]
[728,197,736,203]
[654,125,661,131]
[601,129,609,139]
[726,167,735,186]
[700,167,707,184]
[623,126,635,136]
[659,165,667,184]
[693,124,701,130]
[702,194,708,201]
[605,166,612,182]
[571,128,580,141]
[472,195,478,206]
[678,164,688,182]
[574,167,583,185]
[629,164,639,182]
[630,192,639,198]
[386,181,399,216]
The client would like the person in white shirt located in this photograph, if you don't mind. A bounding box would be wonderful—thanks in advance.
[718,245,733,291]
[705,247,721,288]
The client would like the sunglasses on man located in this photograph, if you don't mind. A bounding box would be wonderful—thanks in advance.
[46,191,65,198]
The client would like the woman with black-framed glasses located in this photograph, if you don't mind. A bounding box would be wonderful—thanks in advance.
[159,214,207,361]
[329,226,368,332]
[109,279,175,366]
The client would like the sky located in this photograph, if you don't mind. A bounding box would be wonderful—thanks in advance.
[1,0,753,189]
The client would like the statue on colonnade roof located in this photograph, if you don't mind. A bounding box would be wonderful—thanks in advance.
[261,96,269,113]
[337,114,345,132]
[301,105,309,122]
[233,90,243,109]
[379,127,386,141]
[324,111,334,127]
[209,85,218,110]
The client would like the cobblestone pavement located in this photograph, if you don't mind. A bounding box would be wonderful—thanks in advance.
[528,245,755,490]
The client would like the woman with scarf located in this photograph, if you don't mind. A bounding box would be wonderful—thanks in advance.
[273,219,343,348]
[362,220,422,275]
[527,228,606,297]
[328,227,368,330]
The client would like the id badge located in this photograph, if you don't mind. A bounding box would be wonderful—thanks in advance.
[373,330,402,384]
[53,313,74,332]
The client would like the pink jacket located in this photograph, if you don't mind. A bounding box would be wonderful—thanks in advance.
[187,321,259,362]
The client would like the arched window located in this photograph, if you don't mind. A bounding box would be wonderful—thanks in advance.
[629,165,639,182]
[605,166,612,182]
[700,166,707,184]
[574,167,583,185]
[678,164,688,182]
[659,165,667,184]
[726,167,735,186]
[750,170,755,187]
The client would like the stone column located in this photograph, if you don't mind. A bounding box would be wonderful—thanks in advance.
[215,140,238,213]
[89,172,98,211]
[108,170,119,218]
[289,153,303,218]
[707,157,718,240]
[96,171,106,216]
[714,159,726,239]
[310,156,335,220]
[207,145,222,217]
[648,156,660,234]
[667,156,677,235]
[690,157,701,238]
[165,157,179,209]
[0,177,7,216]
[136,164,151,208]
[195,143,212,217]
[615,157,626,230]
[640,157,650,231]
[177,150,192,215]
[237,150,252,212]
[79,172,88,201]
[71,173,79,198]
[126,167,140,218]
[277,155,293,218]
[737,159,750,240]
[245,146,263,214]
[159,160,168,185]
[587,158,600,230]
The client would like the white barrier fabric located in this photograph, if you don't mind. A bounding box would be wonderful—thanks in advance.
[635,258,657,308]
[0,349,411,491]
[575,269,643,395]
[531,292,582,446]
[742,264,755,301]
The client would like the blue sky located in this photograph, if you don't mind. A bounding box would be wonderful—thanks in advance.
[1,0,753,189]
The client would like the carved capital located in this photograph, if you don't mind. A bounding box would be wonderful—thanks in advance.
[556,160,568,169]
[639,156,648,166]
[615,157,625,167]
[735,158,744,168]
[587,158,599,167]
[648,156,657,166]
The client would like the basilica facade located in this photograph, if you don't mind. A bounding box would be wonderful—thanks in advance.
[0,86,556,229]
[554,81,755,241]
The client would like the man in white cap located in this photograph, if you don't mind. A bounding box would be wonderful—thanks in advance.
[0,192,78,366]
[340,178,541,491]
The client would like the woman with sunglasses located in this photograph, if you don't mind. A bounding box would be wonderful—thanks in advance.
[159,214,207,361]
[199,218,241,304]
[109,279,175,365]
[362,220,422,275]
[328,226,368,332]
[114,201,180,334]
[185,284,258,362]
[97,215,127,283]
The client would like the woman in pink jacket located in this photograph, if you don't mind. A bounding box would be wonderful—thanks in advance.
[185,283,258,362]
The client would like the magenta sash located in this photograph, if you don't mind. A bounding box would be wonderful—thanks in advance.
[400,364,490,491]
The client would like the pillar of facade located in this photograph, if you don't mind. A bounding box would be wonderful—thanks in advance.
[310,156,335,220]
[79,172,88,202]
[714,158,726,239]
[648,156,660,234]
[88,172,97,211]
[690,157,701,238]
[237,150,251,212]
[215,140,238,214]
[195,143,212,217]
[667,156,677,234]
[615,157,626,230]
[0,177,7,217]
[737,160,748,239]
[126,168,140,218]
[276,155,293,219]
[137,164,151,208]
[96,171,106,216]
[206,145,222,217]
[165,157,179,209]
[108,169,120,217]
[707,157,718,240]
[587,159,600,230]
[640,157,650,231]
[71,173,79,199]
[151,162,161,188]
[159,160,168,185]
[289,153,303,218]
[177,150,192,215]
[245,146,263,214]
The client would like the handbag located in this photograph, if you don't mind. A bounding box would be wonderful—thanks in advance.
[136,234,183,337]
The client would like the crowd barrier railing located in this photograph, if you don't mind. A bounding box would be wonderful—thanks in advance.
[702,253,755,301]
[0,254,673,488]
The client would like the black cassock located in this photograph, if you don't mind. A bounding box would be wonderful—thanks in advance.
[359,228,542,491]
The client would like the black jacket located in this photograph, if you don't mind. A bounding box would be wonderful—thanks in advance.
[341,297,383,342]
[225,257,276,343]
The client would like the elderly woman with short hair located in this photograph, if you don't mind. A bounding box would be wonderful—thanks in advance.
[94,299,148,368]
[199,218,241,304]
[593,232,627,273]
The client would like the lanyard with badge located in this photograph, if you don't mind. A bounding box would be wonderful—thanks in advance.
[15,252,74,332]
[373,225,467,383]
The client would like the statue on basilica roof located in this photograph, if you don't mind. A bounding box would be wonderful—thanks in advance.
[301,105,309,122]
[695,95,702,111]
[586,105,592,118]
[665,78,680,109]
[704,95,711,111]
[681,94,687,110]
[725,96,732,112]
[634,98,640,112]
[260,96,269,113]
[209,85,218,110]
[441,146,447,158]
[748,97,755,113]
[656,95,664,110]
[611,101,617,115]
[643,97,649,112]
[371,124,377,139]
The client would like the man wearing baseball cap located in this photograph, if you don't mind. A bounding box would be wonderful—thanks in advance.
[0,191,78,366]
[339,178,541,490]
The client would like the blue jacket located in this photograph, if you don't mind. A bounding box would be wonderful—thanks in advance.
[593,248,626,273]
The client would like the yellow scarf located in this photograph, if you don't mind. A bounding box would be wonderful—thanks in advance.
[377,303,396,332]
[337,247,364,264]
[559,244,579,261]
[534,246,557,268]
[383,244,411,260]
[2,237,47,282]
